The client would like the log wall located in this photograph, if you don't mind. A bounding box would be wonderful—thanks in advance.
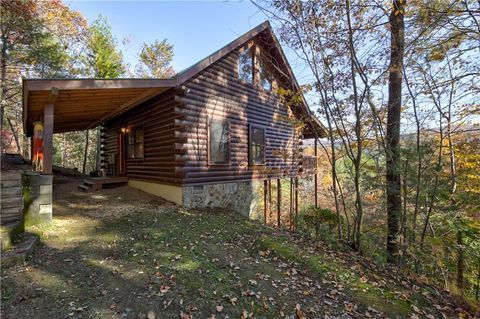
[178,46,302,185]
[104,38,304,186]
[104,89,185,185]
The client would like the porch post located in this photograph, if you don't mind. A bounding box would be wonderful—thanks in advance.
[263,180,268,224]
[42,102,54,175]
[22,88,57,226]
[277,179,281,227]
[314,138,318,207]
[42,87,57,175]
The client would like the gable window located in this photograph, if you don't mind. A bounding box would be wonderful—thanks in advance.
[208,118,230,164]
[249,125,265,165]
[238,47,253,83]
[259,60,272,91]
[127,127,144,159]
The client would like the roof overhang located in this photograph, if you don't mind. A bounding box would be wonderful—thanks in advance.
[23,78,175,136]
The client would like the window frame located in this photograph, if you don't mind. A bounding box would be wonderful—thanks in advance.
[237,44,275,93]
[248,124,266,166]
[258,58,272,92]
[237,45,254,85]
[207,117,231,166]
[126,125,144,160]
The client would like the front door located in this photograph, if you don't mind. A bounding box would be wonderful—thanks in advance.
[117,131,127,175]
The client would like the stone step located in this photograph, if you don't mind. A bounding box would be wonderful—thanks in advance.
[1,232,38,267]
[1,186,21,197]
[0,171,22,182]
[0,221,24,251]
[1,196,21,209]
[1,207,22,224]
[1,179,21,188]
[0,194,22,202]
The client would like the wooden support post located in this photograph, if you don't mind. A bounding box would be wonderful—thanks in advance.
[30,136,34,162]
[295,177,299,223]
[263,180,268,224]
[290,178,293,230]
[314,138,318,207]
[42,87,58,175]
[277,179,281,228]
[268,179,272,204]
[42,103,54,175]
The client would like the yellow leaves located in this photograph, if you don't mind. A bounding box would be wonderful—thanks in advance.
[392,0,406,16]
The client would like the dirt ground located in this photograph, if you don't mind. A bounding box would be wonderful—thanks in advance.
[1,175,476,319]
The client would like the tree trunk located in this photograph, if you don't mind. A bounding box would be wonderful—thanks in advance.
[0,34,7,131]
[82,130,89,174]
[6,117,20,153]
[345,0,364,251]
[456,229,464,291]
[475,257,480,301]
[386,0,405,264]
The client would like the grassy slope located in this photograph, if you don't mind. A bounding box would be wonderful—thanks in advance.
[1,184,475,319]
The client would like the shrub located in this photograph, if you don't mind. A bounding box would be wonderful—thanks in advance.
[296,205,338,240]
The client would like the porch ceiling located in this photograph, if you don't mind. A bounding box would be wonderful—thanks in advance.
[23,79,175,136]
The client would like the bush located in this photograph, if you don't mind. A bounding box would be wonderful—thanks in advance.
[296,205,338,240]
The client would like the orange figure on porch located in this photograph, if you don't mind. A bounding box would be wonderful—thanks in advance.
[32,121,44,172]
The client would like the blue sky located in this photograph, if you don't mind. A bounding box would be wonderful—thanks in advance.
[67,1,278,74]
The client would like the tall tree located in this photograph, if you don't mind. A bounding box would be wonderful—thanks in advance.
[82,15,125,173]
[136,39,175,78]
[385,0,405,263]
[85,15,125,78]
[0,0,77,154]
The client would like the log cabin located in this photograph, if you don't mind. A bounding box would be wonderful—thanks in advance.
[22,21,325,221]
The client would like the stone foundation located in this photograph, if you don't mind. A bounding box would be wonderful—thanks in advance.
[182,181,263,219]
[22,172,52,226]
[127,179,265,219]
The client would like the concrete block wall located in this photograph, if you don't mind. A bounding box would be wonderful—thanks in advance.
[22,172,52,226]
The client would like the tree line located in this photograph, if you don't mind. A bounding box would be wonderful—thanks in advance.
[254,0,479,306]
[0,0,175,173]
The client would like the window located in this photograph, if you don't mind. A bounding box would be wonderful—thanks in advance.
[208,119,230,164]
[259,60,272,91]
[238,47,253,83]
[249,125,265,165]
[127,127,144,159]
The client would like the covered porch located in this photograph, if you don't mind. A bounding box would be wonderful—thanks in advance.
[22,78,175,223]
[23,78,175,175]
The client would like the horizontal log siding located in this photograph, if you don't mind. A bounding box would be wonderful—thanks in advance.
[179,48,302,185]
[104,89,185,185]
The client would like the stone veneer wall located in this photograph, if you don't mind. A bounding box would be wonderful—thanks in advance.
[182,180,263,219]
